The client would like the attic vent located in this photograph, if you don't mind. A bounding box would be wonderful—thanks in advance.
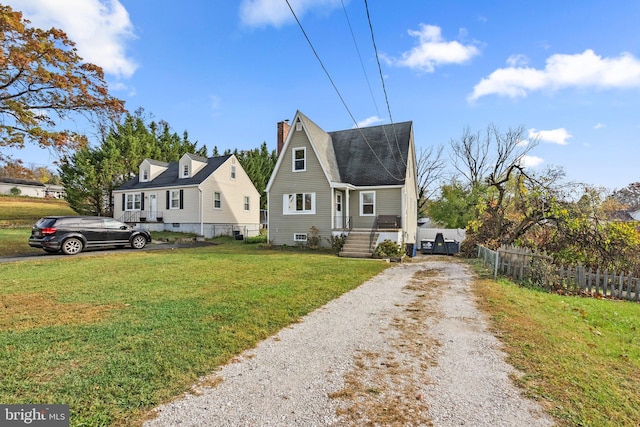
[296,121,302,131]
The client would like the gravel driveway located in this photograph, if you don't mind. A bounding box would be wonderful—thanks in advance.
[145,257,555,427]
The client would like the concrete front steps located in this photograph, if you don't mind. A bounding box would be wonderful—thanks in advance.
[339,230,378,258]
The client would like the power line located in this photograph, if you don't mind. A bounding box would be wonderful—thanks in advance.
[284,0,405,182]
[339,0,402,174]
[363,0,406,168]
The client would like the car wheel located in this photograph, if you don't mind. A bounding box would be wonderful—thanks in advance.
[61,238,83,255]
[131,235,147,249]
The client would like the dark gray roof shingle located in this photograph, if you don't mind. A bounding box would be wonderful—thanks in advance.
[117,155,231,191]
[329,121,412,186]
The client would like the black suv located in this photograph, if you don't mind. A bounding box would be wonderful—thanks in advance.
[29,216,152,255]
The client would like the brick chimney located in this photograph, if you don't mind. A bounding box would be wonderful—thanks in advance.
[277,119,290,156]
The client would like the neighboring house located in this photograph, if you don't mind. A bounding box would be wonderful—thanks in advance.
[265,110,418,257]
[0,177,66,198]
[113,153,260,238]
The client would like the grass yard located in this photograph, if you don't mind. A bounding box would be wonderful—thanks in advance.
[0,241,390,426]
[471,261,640,426]
[0,195,78,256]
[0,195,77,227]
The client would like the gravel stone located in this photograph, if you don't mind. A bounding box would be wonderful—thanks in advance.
[144,258,555,427]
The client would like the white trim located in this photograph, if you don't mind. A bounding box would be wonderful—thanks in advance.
[213,191,222,209]
[169,190,181,209]
[125,192,142,211]
[243,195,250,212]
[292,147,306,172]
[294,233,308,242]
[359,191,376,216]
[283,192,316,215]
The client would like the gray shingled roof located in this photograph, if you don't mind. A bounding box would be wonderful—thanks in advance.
[329,121,412,186]
[0,177,46,187]
[297,112,342,183]
[117,155,231,190]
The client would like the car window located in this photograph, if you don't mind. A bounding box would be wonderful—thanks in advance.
[82,219,103,228]
[35,218,56,228]
[103,218,127,229]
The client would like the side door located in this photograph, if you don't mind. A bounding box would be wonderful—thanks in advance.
[81,218,108,247]
[103,218,131,245]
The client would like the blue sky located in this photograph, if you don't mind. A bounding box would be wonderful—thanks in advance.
[6,0,640,190]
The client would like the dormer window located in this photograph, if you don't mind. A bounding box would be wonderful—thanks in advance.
[183,165,189,177]
[293,147,306,172]
[142,169,148,181]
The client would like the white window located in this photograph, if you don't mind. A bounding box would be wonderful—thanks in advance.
[142,169,148,181]
[243,195,250,211]
[294,233,308,242]
[183,165,189,177]
[292,147,306,172]
[125,193,141,211]
[214,192,221,209]
[283,193,315,214]
[170,190,181,209]
[360,191,375,216]
[230,164,236,180]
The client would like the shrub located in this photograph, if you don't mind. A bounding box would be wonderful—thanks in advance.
[9,187,21,196]
[245,234,267,244]
[307,226,321,249]
[374,239,403,258]
[327,233,347,254]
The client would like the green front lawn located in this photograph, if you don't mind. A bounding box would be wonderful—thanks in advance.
[0,242,390,426]
[472,262,640,426]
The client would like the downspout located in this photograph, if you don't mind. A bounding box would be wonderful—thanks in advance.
[198,187,203,237]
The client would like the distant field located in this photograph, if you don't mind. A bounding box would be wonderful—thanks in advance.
[0,195,77,227]
[0,196,78,255]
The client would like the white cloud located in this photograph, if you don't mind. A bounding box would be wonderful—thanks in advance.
[385,24,480,72]
[239,0,342,28]
[529,128,572,145]
[6,0,137,79]
[355,116,384,128]
[470,49,640,101]
[506,54,529,67]
[594,123,606,129]
[519,155,544,168]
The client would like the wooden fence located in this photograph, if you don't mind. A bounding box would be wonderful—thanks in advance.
[477,245,640,302]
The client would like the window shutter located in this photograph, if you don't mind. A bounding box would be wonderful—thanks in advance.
[141,192,145,211]
[166,191,170,209]
[179,189,184,209]
[122,194,125,210]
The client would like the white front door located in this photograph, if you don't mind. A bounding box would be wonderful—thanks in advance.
[336,193,343,229]
[148,193,157,220]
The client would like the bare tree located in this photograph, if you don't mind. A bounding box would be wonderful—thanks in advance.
[416,144,447,217]
[450,123,537,189]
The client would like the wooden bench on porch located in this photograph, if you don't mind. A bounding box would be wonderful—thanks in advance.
[376,215,401,229]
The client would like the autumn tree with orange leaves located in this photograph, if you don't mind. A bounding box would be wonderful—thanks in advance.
[0,4,125,162]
